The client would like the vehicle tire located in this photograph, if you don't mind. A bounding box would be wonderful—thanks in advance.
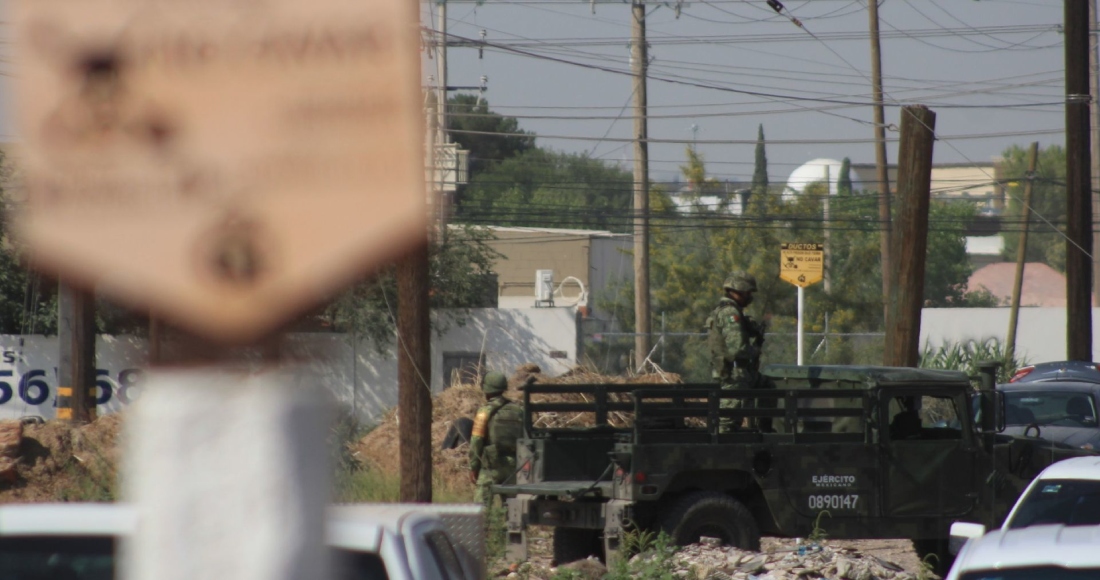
[659,491,761,551]
[912,538,955,576]
[552,527,602,566]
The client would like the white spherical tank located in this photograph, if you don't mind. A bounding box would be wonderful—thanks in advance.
[784,158,844,201]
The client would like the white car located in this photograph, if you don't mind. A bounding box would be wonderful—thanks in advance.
[0,503,483,580]
[945,524,1100,580]
[946,456,1100,579]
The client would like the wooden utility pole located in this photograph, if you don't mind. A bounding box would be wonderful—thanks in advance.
[1006,142,1040,364]
[397,242,432,502]
[631,0,651,368]
[885,106,936,368]
[436,0,451,224]
[867,0,892,322]
[1066,0,1094,361]
[1087,0,1100,327]
[57,282,95,422]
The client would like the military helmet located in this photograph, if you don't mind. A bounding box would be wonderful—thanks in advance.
[482,371,508,395]
[723,271,758,293]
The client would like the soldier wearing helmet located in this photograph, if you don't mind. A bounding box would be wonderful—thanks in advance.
[707,271,774,432]
[468,371,524,508]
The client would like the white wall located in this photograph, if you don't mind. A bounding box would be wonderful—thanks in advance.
[0,308,579,424]
[921,307,1100,364]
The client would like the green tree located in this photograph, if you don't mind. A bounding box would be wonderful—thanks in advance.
[999,144,1066,271]
[751,124,769,213]
[322,225,501,351]
[456,148,633,232]
[923,202,999,307]
[837,158,852,196]
[445,95,535,179]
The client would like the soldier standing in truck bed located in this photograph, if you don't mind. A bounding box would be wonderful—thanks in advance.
[707,271,775,432]
[469,371,523,509]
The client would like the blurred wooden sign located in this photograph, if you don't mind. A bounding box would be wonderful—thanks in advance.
[11,0,426,343]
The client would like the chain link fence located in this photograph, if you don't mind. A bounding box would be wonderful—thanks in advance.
[581,330,886,381]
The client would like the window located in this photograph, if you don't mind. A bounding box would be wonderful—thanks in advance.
[960,567,1100,580]
[333,549,390,580]
[1005,391,1097,427]
[888,395,961,441]
[0,536,114,580]
[1006,479,1100,529]
[424,530,467,580]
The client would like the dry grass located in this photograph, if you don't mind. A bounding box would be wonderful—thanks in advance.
[0,413,122,503]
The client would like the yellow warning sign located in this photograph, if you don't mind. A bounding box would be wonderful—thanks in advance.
[780,243,824,288]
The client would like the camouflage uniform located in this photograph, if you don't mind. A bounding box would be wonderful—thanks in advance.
[707,272,775,432]
[469,371,523,509]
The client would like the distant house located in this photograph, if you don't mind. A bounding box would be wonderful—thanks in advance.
[847,161,1004,213]
[967,262,1093,307]
[480,226,632,320]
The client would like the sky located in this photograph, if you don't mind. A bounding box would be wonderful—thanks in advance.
[429,0,1068,184]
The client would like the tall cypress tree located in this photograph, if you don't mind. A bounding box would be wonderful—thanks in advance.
[838,157,853,196]
[751,124,769,213]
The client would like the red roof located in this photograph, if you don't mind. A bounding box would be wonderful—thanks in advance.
[968,262,1094,307]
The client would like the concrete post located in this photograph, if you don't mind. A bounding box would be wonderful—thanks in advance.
[123,368,331,580]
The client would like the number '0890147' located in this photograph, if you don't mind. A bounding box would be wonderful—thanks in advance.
[0,369,143,406]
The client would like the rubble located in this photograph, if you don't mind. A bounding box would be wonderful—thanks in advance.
[660,539,932,580]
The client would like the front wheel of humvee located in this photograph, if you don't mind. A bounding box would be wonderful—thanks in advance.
[659,491,761,551]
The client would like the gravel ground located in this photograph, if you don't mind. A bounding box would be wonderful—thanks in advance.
[503,530,932,580]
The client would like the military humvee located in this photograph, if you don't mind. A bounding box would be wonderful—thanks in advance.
[495,364,1098,571]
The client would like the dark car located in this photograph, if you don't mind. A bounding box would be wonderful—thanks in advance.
[1009,361,1100,384]
[1000,380,1100,450]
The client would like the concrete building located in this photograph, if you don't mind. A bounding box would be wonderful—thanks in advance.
[846,161,1003,211]
[483,226,632,318]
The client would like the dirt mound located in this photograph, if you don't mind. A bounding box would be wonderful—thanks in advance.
[352,365,680,491]
[0,414,122,503]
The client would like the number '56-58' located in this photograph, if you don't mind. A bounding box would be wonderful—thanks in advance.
[0,369,143,406]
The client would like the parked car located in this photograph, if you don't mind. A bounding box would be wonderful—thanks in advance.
[999,380,1100,449]
[945,523,1100,580]
[0,503,483,580]
[1009,360,1100,384]
[949,456,1100,554]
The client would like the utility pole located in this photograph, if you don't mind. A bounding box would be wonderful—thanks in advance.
[631,0,651,369]
[1006,142,1039,364]
[823,165,831,294]
[1090,0,1100,303]
[57,282,95,423]
[885,106,935,368]
[436,0,451,224]
[1066,0,1094,361]
[867,0,892,325]
[397,242,432,503]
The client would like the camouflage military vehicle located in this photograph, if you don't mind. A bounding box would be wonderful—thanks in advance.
[495,364,1098,572]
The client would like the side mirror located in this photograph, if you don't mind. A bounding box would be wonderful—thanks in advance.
[949,521,986,555]
[977,390,1005,434]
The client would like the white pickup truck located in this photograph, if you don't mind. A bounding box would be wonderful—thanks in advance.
[0,503,484,580]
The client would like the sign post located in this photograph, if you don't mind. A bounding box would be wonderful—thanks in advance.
[13,0,427,577]
[780,243,825,364]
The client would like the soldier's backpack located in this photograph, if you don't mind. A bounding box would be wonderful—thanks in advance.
[488,400,524,457]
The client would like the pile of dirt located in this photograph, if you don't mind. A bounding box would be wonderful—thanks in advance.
[351,365,680,490]
[0,414,123,503]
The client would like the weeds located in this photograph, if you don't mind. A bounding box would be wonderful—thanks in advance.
[605,529,678,580]
[807,510,831,544]
[920,338,1026,382]
[916,553,940,580]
